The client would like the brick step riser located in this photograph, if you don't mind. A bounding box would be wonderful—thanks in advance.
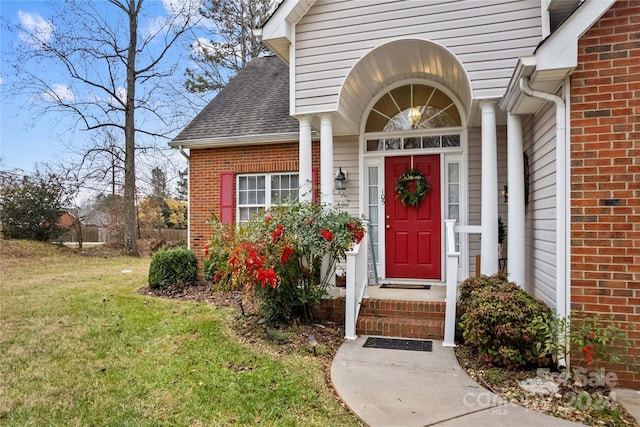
[358,308,445,320]
[356,315,444,340]
[358,300,446,321]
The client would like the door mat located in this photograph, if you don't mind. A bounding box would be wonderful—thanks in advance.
[363,337,433,352]
[380,283,431,290]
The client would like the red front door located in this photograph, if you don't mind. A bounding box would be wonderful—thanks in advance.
[385,155,441,279]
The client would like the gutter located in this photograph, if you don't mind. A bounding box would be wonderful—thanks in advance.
[169,132,301,149]
[519,77,570,370]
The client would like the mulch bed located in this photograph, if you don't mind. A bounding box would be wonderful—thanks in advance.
[455,345,638,426]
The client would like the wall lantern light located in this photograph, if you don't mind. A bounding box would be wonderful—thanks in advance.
[334,167,347,191]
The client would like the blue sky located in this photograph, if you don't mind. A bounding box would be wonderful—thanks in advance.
[0,0,209,194]
[1,1,59,173]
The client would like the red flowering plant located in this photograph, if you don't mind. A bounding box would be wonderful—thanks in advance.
[533,311,632,387]
[204,200,366,324]
[204,216,283,295]
[570,314,630,373]
[202,213,237,283]
[347,221,366,244]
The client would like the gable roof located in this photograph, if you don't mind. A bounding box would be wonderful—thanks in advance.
[500,0,615,114]
[257,0,316,62]
[170,56,298,148]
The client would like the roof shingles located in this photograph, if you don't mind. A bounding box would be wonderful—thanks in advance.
[171,56,297,145]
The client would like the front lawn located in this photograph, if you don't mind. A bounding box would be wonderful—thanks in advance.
[0,240,360,426]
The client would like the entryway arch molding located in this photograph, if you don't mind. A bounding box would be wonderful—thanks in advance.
[338,37,473,134]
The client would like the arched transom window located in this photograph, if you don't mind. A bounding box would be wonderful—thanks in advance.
[365,84,462,152]
[366,84,461,132]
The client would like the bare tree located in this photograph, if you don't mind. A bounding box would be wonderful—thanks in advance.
[75,129,126,196]
[185,0,275,93]
[5,0,201,254]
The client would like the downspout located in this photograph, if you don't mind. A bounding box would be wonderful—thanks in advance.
[519,77,569,369]
[178,145,190,250]
[178,145,190,162]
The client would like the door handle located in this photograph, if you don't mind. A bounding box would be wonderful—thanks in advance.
[386,224,390,229]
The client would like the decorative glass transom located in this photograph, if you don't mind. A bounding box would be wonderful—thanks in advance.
[365,84,461,133]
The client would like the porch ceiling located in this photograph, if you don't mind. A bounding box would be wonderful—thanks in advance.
[335,38,473,136]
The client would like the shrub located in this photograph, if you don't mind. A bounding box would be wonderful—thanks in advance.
[202,258,216,282]
[148,247,197,289]
[458,274,551,369]
[532,311,632,378]
[204,201,365,324]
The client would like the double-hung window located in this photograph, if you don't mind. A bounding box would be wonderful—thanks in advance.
[237,173,299,223]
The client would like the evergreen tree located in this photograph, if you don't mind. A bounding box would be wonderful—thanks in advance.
[0,170,71,242]
[184,0,275,93]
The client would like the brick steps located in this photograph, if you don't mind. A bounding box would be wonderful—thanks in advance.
[357,315,444,340]
[315,296,447,340]
[356,298,446,340]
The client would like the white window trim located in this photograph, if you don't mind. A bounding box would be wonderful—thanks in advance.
[364,161,383,275]
[236,172,299,223]
[443,153,468,279]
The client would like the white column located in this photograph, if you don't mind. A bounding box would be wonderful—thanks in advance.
[507,113,526,286]
[298,115,313,202]
[480,100,499,275]
[320,114,334,205]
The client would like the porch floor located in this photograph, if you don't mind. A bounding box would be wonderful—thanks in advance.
[328,283,446,302]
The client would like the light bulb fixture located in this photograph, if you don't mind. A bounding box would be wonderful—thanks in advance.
[334,167,347,191]
[307,334,318,357]
[234,294,245,317]
[258,317,270,339]
[408,107,421,126]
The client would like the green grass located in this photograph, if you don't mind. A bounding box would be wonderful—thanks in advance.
[0,240,360,426]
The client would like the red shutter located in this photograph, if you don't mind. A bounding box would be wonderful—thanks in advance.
[220,171,234,224]
[312,167,319,204]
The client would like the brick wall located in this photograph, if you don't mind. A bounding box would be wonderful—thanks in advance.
[570,0,639,388]
[189,141,319,262]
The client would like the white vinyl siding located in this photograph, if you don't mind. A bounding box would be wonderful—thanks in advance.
[467,126,481,275]
[523,102,557,308]
[467,125,508,277]
[497,126,509,259]
[294,0,542,112]
[333,135,360,217]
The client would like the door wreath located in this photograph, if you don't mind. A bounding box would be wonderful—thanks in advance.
[395,168,430,207]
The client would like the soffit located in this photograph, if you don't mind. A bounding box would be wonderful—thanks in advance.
[335,38,473,135]
[260,0,316,62]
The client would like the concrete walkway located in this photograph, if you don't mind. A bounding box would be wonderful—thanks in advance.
[331,336,639,427]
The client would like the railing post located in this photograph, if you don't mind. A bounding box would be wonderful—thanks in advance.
[360,231,369,299]
[443,220,460,347]
[345,248,357,340]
